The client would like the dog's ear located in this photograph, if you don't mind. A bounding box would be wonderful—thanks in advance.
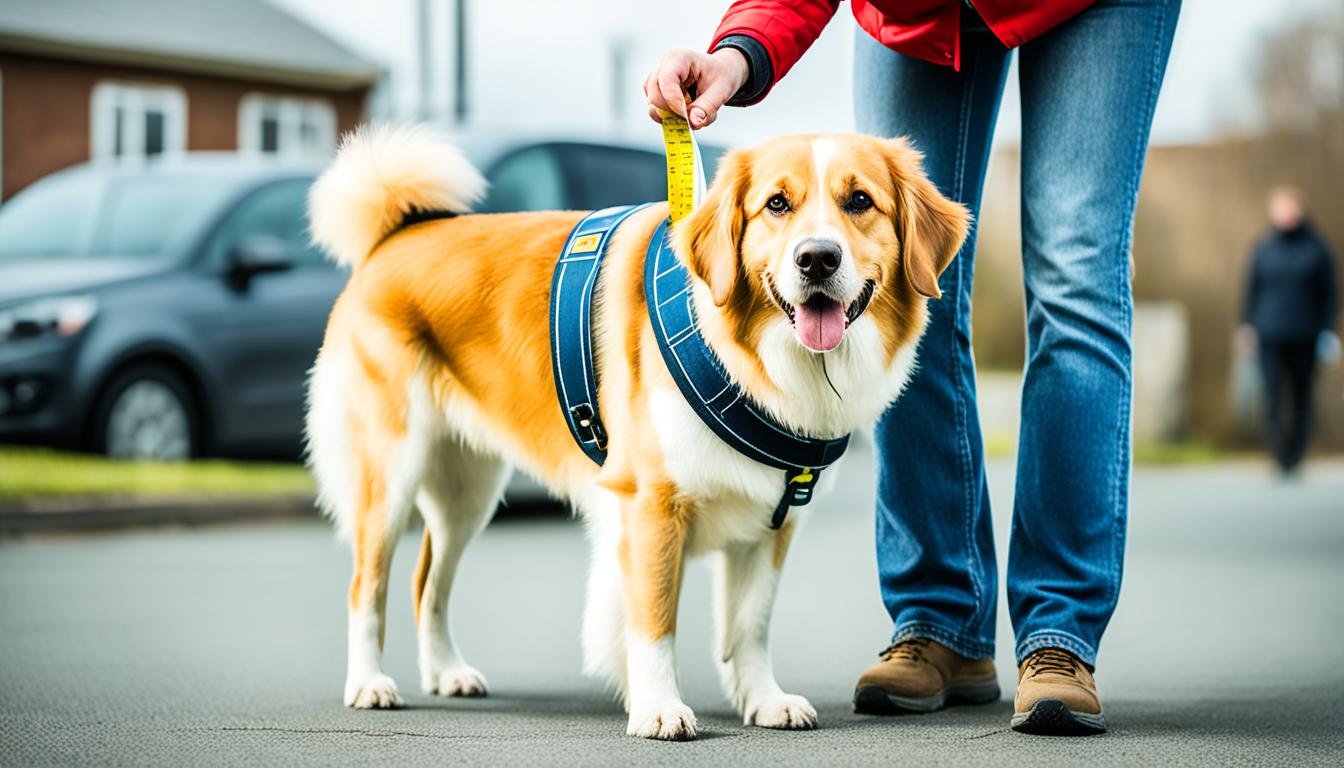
[674,148,752,307]
[884,139,970,299]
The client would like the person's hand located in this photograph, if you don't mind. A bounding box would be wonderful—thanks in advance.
[1318,330,1342,365]
[644,48,749,129]
[1236,324,1258,352]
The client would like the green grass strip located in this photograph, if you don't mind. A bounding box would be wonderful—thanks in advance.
[0,447,314,499]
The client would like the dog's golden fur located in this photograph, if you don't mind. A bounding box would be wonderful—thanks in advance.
[307,125,968,738]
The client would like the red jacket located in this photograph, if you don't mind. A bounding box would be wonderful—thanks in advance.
[711,0,1094,102]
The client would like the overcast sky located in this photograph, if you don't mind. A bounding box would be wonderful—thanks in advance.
[270,0,1340,148]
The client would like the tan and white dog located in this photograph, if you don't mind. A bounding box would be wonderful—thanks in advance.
[305,126,968,740]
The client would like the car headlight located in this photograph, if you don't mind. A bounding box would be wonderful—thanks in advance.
[0,295,98,343]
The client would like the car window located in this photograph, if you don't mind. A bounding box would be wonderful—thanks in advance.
[99,174,239,260]
[0,172,105,261]
[699,145,726,184]
[479,146,567,212]
[558,144,667,210]
[209,179,327,268]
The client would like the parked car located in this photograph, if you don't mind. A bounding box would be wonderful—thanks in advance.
[0,137,725,461]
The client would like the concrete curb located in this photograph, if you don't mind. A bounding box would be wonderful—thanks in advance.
[0,494,318,535]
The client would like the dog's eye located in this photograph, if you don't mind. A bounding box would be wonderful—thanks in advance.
[845,190,874,214]
[765,194,791,214]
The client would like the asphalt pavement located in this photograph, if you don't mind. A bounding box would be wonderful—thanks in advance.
[2,444,1342,767]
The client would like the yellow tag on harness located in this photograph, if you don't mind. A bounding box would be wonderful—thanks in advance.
[660,112,706,225]
[569,233,601,254]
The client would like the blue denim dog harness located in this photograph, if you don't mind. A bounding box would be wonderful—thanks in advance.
[549,204,652,466]
[550,209,851,528]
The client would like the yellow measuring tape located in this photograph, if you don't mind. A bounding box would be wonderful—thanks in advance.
[660,112,706,225]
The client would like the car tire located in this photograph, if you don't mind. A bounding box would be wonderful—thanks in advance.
[90,364,200,461]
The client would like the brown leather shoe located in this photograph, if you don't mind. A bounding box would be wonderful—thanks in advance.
[1011,648,1106,735]
[852,638,1000,714]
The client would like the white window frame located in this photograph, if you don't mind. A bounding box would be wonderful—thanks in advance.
[90,81,187,163]
[237,93,337,157]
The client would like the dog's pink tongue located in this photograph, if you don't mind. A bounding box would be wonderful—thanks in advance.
[795,298,846,352]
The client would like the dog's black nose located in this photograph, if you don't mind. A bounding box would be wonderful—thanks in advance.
[794,239,841,281]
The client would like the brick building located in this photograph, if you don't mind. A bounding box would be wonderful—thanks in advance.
[0,0,379,200]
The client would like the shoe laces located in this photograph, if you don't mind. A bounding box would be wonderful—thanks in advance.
[879,637,932,663]
[1024,648,1081,679]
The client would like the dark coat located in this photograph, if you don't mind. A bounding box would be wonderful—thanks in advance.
[1243,222,1339,344]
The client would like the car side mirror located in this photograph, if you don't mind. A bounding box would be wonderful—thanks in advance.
[227,235,294,288]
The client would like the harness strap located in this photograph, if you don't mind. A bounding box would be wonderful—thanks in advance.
[549,204,652,466]
[643,219,850,472]
[549,211,852,531]
[643,218,850,529]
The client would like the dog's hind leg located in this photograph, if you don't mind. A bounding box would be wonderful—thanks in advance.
[412,437,509,697]
[714,521,817,729]
[343,433,425,709]
[337,371,436,709]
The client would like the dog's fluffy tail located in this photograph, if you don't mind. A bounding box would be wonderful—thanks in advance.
[308,124,486,268]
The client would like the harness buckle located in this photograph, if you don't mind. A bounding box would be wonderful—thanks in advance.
[787,468,817,506]
[770,468,818,529]
[568,403,608,451]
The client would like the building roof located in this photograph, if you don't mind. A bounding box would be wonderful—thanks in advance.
[0,0,380,90]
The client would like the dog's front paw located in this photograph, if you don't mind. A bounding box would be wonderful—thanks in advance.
[422,664,489,697]
[627,702,698,741]
[344,673,403,709]
[745,693,817,730]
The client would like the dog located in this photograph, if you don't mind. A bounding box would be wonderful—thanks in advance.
[305,125,969,740]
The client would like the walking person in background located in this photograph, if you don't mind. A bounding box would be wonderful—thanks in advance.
[647,0,1180,737]
[1239,187,1340,476]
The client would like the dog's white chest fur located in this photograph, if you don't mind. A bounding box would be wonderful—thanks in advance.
[647,386,814,552]
[642,315,915,554]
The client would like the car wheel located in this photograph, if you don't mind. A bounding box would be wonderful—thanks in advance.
[92,365,199,461]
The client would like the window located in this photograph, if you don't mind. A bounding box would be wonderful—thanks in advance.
[480,146,568,212]
[699,145,726,184]
[0,171,104,260]
[98,174,239,260]
[238,94,336,156]
[90,82,187,162]
[558,144,668,210]
[208,179,328,268]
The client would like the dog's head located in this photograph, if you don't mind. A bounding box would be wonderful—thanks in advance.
[674,134,969,357]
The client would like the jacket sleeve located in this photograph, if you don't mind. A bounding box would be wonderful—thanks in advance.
[709,0,841,106]
[1320,240,1340,333]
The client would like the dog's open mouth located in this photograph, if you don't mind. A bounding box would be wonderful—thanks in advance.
[766,277,877,353]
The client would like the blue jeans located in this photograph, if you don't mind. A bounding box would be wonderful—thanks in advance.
[855,0,1180,668]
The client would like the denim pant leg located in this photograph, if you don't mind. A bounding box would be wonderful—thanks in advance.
[1010,0,1181,667]
[854,26,1011,659]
